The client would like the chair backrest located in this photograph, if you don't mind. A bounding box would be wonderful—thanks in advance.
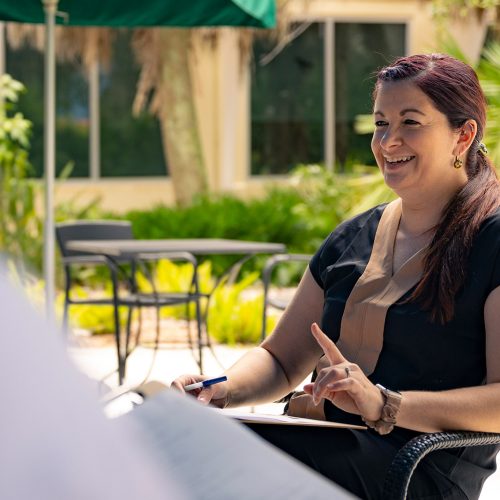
[55,220,133,258]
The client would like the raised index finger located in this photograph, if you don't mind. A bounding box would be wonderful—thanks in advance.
[311,322,347,365]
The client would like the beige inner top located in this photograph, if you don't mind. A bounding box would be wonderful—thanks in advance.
[336,199,428,375]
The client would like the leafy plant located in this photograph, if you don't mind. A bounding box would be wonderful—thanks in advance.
[135,259,214,319]
[478,42,500,166]
[432,0,500,19]
[289,164,395,245]
[58,285,131,334]
[69,258,279,344]
[0,74,42,271]
[208,272,278,345]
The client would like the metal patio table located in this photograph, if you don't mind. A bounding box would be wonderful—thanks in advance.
[67,238,287,383]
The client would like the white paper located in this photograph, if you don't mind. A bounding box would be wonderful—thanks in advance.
[126,390,356,500]
[217,409,366,429]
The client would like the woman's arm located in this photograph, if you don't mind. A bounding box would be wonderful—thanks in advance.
[172,268,325,408]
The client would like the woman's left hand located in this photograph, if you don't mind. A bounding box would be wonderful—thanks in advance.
[303,323,384,421]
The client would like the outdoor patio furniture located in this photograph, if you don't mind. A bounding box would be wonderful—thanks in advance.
[383,430,500,499]
[56,220,135,332]
[67,238,287,377]
[56,221,203,384]
[261,253,312,340]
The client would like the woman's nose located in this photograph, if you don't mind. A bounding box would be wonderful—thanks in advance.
[380,126,403,149]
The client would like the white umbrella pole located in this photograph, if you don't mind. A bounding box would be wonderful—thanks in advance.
[42,0,58,323]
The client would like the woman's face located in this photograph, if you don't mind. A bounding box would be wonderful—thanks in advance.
[371,80,467,198]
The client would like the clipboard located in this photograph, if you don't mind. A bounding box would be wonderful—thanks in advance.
[218,410,366,430]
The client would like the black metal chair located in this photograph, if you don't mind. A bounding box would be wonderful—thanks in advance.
[383,431,500,499]
[56,220,135,331]
[261,253,311,341]
[56,220,203,384]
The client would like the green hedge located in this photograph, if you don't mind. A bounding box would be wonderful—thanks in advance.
[123,188,316,277]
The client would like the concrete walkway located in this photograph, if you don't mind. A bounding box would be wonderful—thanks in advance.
[69,329,500,499]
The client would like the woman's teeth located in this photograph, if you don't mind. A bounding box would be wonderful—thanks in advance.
[385,156,415,164]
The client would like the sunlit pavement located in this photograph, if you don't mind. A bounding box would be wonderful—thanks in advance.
[69,341,252,396]
[68,333,500,499]
[68,330,284,416]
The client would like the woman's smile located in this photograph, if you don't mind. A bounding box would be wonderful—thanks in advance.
[383,155,416,169]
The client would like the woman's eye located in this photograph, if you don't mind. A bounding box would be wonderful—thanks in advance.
[374,121,387,127]
[404,119,419,125]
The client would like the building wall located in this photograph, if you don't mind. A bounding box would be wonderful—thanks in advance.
[51,1,491,213]
[284,0,489,61]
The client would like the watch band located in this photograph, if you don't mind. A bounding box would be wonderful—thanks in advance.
[362,384,402,435]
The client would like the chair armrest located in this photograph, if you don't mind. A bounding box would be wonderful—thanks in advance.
[262,253,311,286]
[62,255,108,265]
[383,431,500,500]
[62,254,130,285]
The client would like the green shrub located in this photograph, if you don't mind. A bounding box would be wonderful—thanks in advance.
[125,189,308,276]
[135,259,214,319]
[207,272,278,345]
[69,258,279,344]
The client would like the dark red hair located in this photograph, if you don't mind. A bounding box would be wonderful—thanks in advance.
[375,53,500,323]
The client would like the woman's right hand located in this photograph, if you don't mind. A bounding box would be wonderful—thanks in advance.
[170,374,229,408]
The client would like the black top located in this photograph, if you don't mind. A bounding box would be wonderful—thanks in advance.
[310,204,500,427]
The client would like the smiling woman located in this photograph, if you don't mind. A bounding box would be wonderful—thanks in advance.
[373,54,499,324]
[172,54,500,500]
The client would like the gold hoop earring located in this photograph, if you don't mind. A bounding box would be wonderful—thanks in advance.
[454,156,463,169]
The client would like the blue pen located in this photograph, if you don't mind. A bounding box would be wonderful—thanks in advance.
[184,375,228,392]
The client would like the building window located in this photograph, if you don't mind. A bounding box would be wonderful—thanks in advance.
[251,23,324,175]
[100,31,166,177]
[250,21,406,175]
[6,30,166,179]
[334,23,406,169]
[7,44,90,178]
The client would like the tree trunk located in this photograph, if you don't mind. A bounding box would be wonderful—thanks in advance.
[157,29,208,207]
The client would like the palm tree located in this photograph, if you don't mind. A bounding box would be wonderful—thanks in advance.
[131,28,208,206]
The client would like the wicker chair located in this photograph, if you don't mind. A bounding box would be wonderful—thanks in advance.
[383,431,500,499]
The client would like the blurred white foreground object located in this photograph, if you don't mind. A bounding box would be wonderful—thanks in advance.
[0,267,187,500]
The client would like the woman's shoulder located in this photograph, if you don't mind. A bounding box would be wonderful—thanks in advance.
[310,204,388,286]
[326,203,388,242]
[477,207,500,292]
[314,203,388,259]
[481,206,500,227]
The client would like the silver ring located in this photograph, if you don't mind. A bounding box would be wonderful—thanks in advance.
[345,367,350,378]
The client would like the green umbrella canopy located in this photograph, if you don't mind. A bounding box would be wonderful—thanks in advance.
[0,0,276,28]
